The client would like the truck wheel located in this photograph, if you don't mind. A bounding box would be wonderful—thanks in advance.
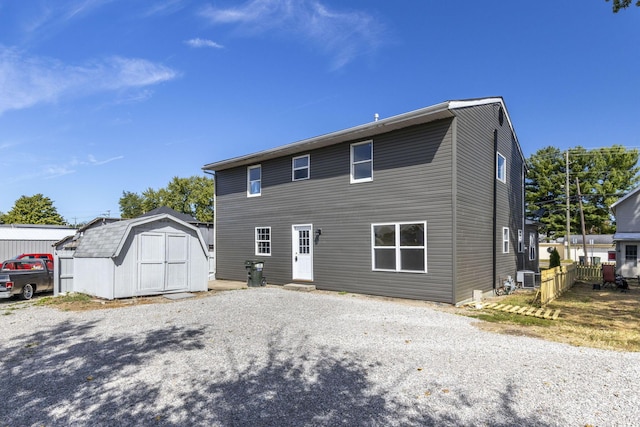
[21,284,34,300]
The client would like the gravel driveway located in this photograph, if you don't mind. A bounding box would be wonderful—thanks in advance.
[1,287,638,426]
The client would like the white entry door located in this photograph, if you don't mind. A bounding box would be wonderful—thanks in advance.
[292,224,313,281]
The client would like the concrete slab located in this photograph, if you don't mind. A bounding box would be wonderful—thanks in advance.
[208,280,248,291]
[163,293,195,300]
[283,283,316,292]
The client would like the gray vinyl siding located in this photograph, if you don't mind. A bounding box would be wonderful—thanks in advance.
[454,104,524,300]
[614,191,640,233]
[216,119,456,302]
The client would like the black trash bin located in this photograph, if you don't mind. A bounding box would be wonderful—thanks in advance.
[245,260,266,287]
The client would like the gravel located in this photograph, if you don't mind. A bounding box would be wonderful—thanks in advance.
[1,287,638,426]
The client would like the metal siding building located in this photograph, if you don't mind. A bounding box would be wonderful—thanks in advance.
[205,98,527,304]
[0,225,76,262]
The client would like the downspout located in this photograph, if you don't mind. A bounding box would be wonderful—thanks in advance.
[451,117,458,304]
[493,129,498,290]
[204,170,216,280]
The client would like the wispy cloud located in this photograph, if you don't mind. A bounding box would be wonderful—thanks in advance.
[22,0,115,37]
[70,154,125,167]
[185,38,224,49]
[144,0,188,17]
[0,46,179,115]
[199,0,383,69]
[87,154,124,166]
[43,166,76,179]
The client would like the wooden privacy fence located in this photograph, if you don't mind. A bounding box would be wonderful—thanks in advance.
[539,263,577,306]
[575,262,614,282]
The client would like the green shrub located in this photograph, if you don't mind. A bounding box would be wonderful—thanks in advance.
[549,248,561,268]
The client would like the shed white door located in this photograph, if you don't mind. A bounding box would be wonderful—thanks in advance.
[292,224,313,281]
[138,232,189,292]
[165,234,188,290]
[58,255,74,294]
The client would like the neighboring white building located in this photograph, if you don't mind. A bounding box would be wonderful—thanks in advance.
[0,224,76,262]
[539,235,615,267]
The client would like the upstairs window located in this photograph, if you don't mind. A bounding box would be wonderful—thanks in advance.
[497,153,506,183]
[351,140,373,183]
[247,165,261,197]
[292,155,310,181]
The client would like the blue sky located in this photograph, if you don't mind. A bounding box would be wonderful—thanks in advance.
[1,1,639,224]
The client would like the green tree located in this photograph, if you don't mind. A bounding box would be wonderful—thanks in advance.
[119,175,214,222]
[119,191,146,218]
[526,145,640,238]
[607,0,640,12]
[0,194,66,225]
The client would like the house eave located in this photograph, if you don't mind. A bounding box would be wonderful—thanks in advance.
[203,101,454,172]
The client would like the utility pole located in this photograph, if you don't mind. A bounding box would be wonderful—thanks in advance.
[576,178,589,266]
[566,150,571,261]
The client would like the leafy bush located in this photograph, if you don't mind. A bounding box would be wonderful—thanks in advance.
[549,248,561,268]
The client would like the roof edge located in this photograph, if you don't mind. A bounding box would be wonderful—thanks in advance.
[203,100,453,172]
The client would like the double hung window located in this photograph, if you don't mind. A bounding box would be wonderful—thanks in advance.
[247,165,261,197]
[255,227,271,256]
[372,222,426,273]
[502,227,510,254]
[497,153,506,183]
[292,155,310,181]
[529,232,536,261]
[351,141,373,183]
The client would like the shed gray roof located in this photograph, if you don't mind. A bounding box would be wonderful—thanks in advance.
[140,206,196,223]
[74,213,207,258]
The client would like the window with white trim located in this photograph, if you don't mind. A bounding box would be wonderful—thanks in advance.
[292,155,310,181]
[518,229,524,253]
[372,222,426,272]
[502,227,510,254]
[255,227,271,256]
[247,165,261,197]
[529,232,536,261]
[351,140,373,183]
[497,152,506,183]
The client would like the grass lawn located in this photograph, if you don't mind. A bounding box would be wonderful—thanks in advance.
[460,280,640,352]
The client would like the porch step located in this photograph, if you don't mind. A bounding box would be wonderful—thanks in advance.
[283,283,316,292]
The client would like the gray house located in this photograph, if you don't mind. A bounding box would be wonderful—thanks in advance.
[203,97,527,304]
[611,186,640,277]
[55,212,209,299]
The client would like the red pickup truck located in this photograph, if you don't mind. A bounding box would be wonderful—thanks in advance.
[11,253,53,270]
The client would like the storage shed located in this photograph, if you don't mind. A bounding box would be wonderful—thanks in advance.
[70,213,208,299]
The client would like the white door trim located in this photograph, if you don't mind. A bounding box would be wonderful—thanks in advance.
[292,224,313,281]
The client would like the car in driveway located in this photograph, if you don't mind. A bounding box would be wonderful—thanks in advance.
[0,259,53,300]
